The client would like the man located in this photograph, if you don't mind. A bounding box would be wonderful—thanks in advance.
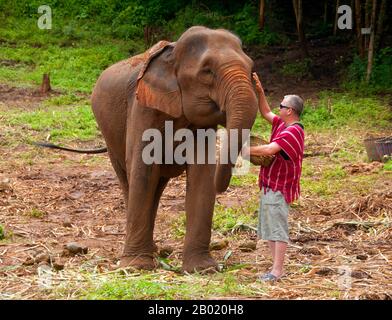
[242,72,305,282]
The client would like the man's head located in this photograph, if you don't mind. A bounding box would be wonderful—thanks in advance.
[279,94,303,123]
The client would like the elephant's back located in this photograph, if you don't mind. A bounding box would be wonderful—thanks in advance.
[92,59,141,105]
[91,59,142,159]
[91,58,143,122]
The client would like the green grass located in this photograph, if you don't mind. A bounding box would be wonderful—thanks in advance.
[0,224,5,240]
[80,271,265,300]
[301,159,387,199]
[171,199,258,238]
[213,201,257,233]
[0,43,130,92]
[251,112,275,137]
[322,165,347,179]
[3,104,98,142]
[27,208,46,218]
[230,173,257,187]
[302,92,392,130]
[41,93,87,107]
[383,159,392,171]
[171,214,186,239]
[301,175,345,198]
[0,17,144,92]
[0,225,13,244]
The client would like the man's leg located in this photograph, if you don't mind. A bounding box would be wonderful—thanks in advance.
[267,240,276,261]
[270,241,287,278]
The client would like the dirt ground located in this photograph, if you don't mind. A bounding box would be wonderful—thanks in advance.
[0,74,391,299]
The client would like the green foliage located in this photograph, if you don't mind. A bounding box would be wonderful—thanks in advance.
[111,4,147,39]
[345,48,392,94]
[165,3,281,46]
[0,0,282,46]
[232,4,281,46]
[164,5,226,40]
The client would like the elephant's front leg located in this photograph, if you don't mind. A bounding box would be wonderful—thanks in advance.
[120,161,164,270]
[182,161,218,273]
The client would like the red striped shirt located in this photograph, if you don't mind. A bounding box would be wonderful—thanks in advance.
[259,115,305,204]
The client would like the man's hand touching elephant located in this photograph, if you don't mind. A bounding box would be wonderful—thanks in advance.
[252,72,275,124]
[252,72,265,96]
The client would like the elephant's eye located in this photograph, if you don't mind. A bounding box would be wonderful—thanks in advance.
[198,68,214,85]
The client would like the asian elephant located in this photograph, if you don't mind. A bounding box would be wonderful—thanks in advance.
[91,26,258,272]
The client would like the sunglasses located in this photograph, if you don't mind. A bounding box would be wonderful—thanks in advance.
[279,104,292,110]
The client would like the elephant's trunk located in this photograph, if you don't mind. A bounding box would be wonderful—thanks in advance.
[214,65,258,193]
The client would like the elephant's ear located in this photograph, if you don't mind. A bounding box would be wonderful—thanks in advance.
[136,41,182,118]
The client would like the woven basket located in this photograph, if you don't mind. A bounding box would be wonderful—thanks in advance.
[364,136,392,162]
[248,135,275,167]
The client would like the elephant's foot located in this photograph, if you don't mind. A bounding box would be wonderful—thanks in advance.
[182,252,218,274]
[120,254,157,271]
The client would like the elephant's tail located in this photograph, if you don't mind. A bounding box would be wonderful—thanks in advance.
[33,142,108,154]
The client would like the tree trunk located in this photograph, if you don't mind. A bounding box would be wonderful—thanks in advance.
[355,0,365,58]
[366,0,377,83]
[333,0,340,36]
[375,0,386,51]
[292,0,309,57]
[364,0,371,50]
[365,0,371,27]
[351,0,355,35]
[259,0,266,30]
[40,73,51,94]
[323,0,328,24]
[144,26,152,46]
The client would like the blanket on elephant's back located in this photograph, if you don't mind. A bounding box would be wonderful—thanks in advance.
[126,40,172,70]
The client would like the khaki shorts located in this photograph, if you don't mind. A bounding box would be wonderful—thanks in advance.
[258,188,289,243]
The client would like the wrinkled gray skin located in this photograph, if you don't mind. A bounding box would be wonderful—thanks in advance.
[91,26,257,272]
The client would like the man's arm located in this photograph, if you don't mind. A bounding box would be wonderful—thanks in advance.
[243,142,281,157]
[252,72,275,124]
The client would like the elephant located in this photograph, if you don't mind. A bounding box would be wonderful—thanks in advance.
[90,26,258,273]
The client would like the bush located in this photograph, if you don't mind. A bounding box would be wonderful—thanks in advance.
[233,4,281,46]
[345,47,392,94]
[111,3,147,39]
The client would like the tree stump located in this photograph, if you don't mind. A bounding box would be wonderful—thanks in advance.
[40,73,51,94]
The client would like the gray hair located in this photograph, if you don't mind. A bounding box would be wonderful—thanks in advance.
[283,95,304,116]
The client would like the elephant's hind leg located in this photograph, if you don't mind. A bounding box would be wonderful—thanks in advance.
[107,150,129,210]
